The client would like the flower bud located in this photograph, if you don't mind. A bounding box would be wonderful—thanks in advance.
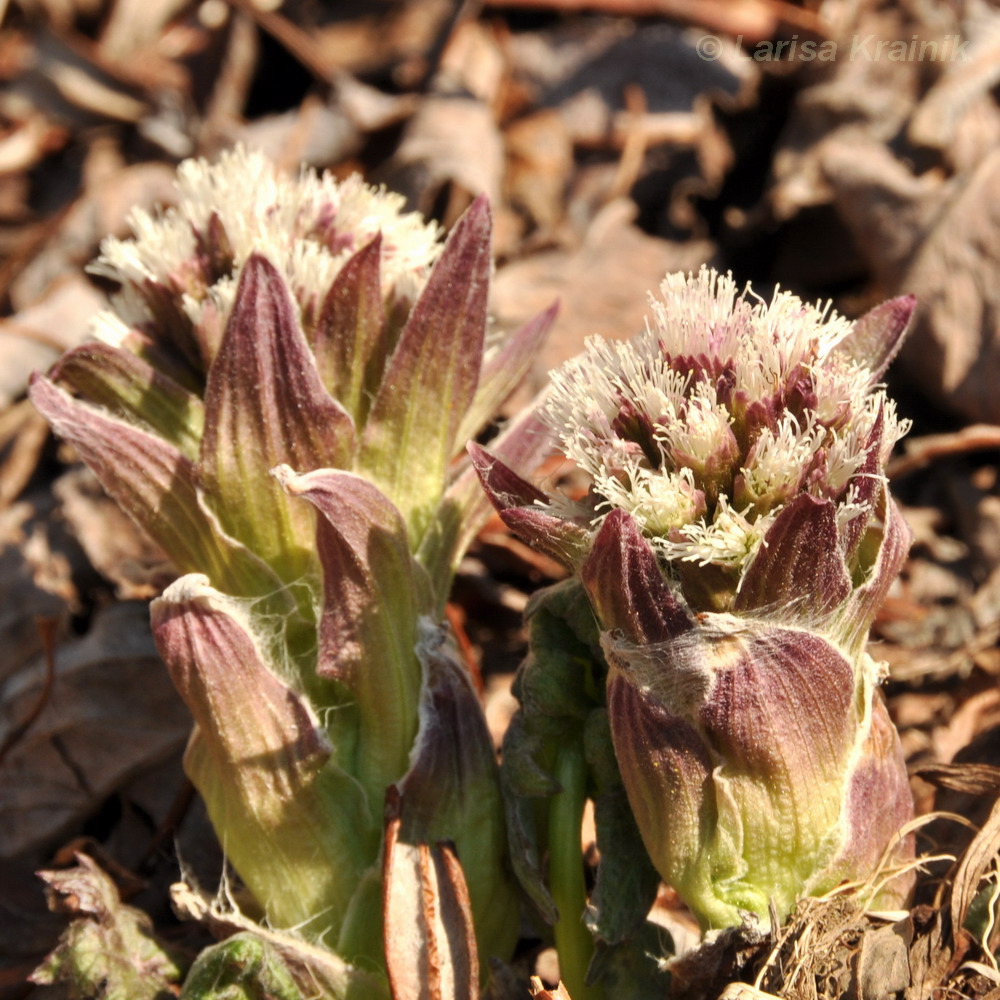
[583,510,913,929]
[474,268,917,929]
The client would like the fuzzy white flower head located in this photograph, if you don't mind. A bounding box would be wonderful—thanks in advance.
[543,266,911,579]
[90,145,441,355]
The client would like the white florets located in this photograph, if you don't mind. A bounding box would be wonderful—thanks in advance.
[91,145,441,340]
[543,266,910,572]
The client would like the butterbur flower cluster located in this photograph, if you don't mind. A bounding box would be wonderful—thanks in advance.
[544,268,910,592]
[474,267,917,935]
[31,147,555,993]
[91,145,441,359]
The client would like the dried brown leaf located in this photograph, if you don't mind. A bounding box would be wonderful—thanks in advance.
[908,10,1000,154]
[855,921,911,1000]
[492,202,713,413]
[898,149,1000,423]
[97,0,191,62]
[916,763,1000,798]
[0,274,103,406]
[28,29,151,124]
[383,788,479,1000]
[905,906,951,1000]
[388,96,505,222]
[951,795,1000,942]
[0,602,189,857]
[53,467,172,599]
[11,162,177,309]
[0,498,73,689]
[888,426,1000,480]
[0,400,49,508]
[504,109,573,234]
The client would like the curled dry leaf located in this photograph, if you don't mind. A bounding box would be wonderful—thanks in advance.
[951,795,1000,946]
[383,788,479,1000]
[529,975,573,999]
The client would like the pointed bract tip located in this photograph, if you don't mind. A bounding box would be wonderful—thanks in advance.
[239,250,280,280]
[880,294,918,338]
[27,369,58,407]
[841,293,917,382]
[156,572,213,604]
[447,193,492,242]
[270,463,300,492]
[468,191,491,216]
[468,442,548,511]
[583,509,693,644]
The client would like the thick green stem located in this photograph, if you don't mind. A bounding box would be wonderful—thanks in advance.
[549,745,602,1000]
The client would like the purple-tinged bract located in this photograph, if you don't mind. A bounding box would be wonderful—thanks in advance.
[474,268,917,929]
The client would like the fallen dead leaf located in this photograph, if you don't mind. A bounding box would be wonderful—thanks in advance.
[898,150,1000,424]
[0,601,189,858]
[492,200,713,411]
[387,94,505,223]
[0,273,103,407]
[53,467,173,599]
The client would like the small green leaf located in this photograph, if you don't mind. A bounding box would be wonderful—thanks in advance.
[31,853,182,1000]
[180,933,305,1000]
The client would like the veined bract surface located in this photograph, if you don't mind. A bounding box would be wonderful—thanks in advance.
[31,147,556,990]
[473,267,916,933]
